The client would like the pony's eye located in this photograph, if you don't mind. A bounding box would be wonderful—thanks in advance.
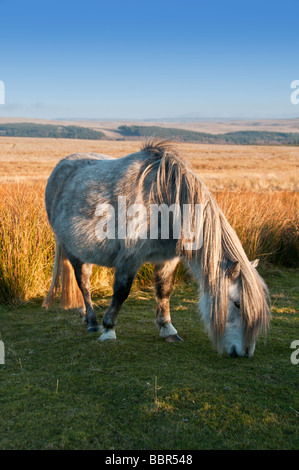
[234,301,240,309]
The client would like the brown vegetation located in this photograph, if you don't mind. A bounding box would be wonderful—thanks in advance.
[0,138,298,304]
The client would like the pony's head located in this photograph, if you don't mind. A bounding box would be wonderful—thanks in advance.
[140,139,271,357]
[199,258,270,358]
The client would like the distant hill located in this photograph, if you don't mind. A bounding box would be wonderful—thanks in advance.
[0,123,105,140]
[117,125,299,145]
[1,121,299,145]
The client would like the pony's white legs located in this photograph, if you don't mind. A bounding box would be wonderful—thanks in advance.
[159,323,178,337]
[99,328,116,341]
[154,258,183,342]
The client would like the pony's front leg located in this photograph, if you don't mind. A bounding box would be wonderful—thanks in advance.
[100,263,138,341]
[154,258,183,342]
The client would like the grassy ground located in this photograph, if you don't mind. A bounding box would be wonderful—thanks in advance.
[0,267,298,450]
[0,138,298,449]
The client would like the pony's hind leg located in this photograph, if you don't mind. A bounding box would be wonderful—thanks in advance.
[100,262,138,341]
[154,258,183,342]
[77,263,101,333]
[66,253,100,333]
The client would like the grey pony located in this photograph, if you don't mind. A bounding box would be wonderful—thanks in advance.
[43,141,270,356]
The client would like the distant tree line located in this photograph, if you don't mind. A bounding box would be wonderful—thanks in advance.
[1,122,299,145]
[0,123,106,140]
[117,125,299,145]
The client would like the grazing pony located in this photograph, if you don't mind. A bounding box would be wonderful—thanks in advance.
[43,141,270,357]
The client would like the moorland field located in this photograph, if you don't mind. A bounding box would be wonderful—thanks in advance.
[0,136,298,450]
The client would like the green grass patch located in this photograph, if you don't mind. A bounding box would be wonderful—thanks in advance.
[0,268,298,449]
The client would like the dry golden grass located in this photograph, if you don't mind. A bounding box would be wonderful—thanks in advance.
[0,137,298,304]
[216,191,298,264]
[0,138,140,181]
[0,137,298,191]
[0,180,297,304]
[0,182,54,303]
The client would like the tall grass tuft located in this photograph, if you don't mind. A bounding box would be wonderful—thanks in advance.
[0,182,54,304]
[0,182,298,305]
[215,191,299,266]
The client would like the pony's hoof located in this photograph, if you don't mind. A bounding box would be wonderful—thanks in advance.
[99,328,116,342]
[87,324,101,333]
[164,334,184,342]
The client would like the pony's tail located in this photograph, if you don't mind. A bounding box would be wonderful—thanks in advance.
[42,238,84,310]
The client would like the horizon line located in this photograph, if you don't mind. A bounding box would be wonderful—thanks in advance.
[0,115,299,123]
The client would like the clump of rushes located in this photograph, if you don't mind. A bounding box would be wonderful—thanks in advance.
[216,191,299,267]
[0,182,55,304]
[0,182,297,305]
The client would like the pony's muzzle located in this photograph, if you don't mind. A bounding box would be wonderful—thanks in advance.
[229,346,249,358]
[229,346,238,358]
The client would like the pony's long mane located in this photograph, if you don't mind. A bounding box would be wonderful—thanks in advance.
[140,139,270,347]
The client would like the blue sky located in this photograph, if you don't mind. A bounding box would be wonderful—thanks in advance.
[0,0,298,120]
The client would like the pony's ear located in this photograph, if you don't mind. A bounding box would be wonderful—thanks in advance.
[228,261,240,281]
[251,259,259,268]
